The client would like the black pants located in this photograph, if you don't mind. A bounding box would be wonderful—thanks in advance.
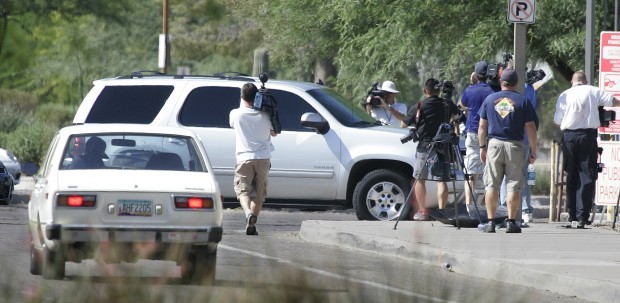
[562,129,598,221]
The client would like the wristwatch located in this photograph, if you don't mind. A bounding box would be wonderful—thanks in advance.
[479,144,487,149]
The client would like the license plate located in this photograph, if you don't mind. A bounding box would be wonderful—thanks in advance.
[117,199,153,216]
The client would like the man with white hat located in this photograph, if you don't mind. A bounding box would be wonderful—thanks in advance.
[364,80,408,127]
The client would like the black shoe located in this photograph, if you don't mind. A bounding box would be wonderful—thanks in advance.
[246,214,258,235]
[506,221,522,233]
[478,221,496,233]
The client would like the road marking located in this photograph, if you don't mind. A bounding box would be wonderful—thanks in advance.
[220,244,459,303]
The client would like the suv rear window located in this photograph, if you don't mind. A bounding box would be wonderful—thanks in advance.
[85,86,174,124]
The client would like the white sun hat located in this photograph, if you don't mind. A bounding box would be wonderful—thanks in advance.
[380,81,400,94]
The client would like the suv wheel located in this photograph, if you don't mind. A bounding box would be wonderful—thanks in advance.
[352,169,411,221]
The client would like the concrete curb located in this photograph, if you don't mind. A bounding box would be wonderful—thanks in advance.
[300,220,620,303]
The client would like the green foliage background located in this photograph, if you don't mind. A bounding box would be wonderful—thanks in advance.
[0,0,616,166]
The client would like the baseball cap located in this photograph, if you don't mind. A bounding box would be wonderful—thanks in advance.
[500,69,518,86]
[380,81,400,94]
[475,61,488,76]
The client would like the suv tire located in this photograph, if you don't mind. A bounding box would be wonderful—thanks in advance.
[352,169,411,221]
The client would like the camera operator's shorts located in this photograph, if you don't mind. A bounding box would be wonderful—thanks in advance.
[464,132,485,175]
[234,159,271,203]
[413,142,450,181]
[483,139,525,192]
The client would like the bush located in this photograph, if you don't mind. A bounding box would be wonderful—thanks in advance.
[0,103,30,133]
[34,103,77,128]
[0,88,37,112]
[2,121,58,164]
[531,166,550,195]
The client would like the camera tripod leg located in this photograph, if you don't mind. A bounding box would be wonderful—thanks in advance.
[393,178,417,230]
[451,137,484,226]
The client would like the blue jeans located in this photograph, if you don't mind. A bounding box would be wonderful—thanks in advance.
[498,144,533,213]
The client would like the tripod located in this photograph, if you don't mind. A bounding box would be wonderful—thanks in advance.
[393,123,483,230]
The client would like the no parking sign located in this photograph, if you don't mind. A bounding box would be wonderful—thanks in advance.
[507,0,536,24]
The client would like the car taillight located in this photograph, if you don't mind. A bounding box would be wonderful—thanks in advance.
[174,196,214,209]
[57,194,96,207]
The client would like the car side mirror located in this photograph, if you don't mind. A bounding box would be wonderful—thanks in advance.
[300,112,329,135]
[21,162,39,177]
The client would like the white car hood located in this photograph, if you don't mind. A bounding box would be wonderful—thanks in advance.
[55,170,217,193]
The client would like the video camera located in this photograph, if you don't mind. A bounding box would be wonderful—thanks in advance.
[400,127,419,144]
[438,80,466,124]
[253,73,282,134]
[438,80,454,101]
[363,82,388,108]
[486,52,513,89]
[599,106,617,127]
[526,69,546,84]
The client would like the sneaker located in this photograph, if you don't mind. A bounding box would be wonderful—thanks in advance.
[522,212,533,223]
[246,214,258,235]
[478,221,496,233]
[413,210,430,221]
[506,221,522,233]
[577,220,590,229]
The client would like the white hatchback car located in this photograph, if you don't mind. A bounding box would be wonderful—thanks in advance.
[27,124,223,283]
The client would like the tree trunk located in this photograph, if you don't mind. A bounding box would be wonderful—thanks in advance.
[253,48,269,77]
[314,58,337,85]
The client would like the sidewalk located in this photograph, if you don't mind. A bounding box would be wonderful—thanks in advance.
[300,219,620,303]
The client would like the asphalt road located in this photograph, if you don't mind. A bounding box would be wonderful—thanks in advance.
[0,188,595,303]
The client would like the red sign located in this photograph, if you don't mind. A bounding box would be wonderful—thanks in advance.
[599,32,620,100]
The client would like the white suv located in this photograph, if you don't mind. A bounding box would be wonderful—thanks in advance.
[74,72,442,221]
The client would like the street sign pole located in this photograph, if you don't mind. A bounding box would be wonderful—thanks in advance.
[514,23,526,95]
[507,0,536,94]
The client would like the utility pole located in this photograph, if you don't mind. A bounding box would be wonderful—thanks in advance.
[586,0,595,83]
[159,0,170,74]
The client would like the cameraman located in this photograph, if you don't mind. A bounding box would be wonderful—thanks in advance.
[402,78,459,221]
[459,61,495,217]
[364,81,408,127]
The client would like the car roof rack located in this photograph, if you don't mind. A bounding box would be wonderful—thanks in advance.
[115,70,256,82]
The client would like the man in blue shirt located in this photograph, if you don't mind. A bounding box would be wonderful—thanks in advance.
[477,69,538,233]
[498,82,539,225]
[460,61,495,217]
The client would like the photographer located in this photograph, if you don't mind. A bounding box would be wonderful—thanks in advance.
[402,78,459,221]
[364,81,408,127]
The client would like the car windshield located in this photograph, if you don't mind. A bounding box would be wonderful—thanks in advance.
[60,133,206,172]
[307,88,379,127]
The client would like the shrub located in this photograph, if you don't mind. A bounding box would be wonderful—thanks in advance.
[34,103,77,128]
[3,120,58,164]
[0,103,30,133]
[531,166,550,195]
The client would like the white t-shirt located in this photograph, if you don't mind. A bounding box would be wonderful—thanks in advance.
[554,84,614,130]
[229,106,274,162]
[370,102,407,127]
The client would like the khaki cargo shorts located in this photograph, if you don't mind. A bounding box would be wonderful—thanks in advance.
[234,159,271,203]
[464,132,485,175]
[483,138,525,192]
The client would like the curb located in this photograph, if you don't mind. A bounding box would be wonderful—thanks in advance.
[299,220,620,303]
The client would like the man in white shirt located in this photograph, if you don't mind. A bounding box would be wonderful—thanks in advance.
[364,81,408,127]
[554,71,620,228]
[229,83,278,235]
